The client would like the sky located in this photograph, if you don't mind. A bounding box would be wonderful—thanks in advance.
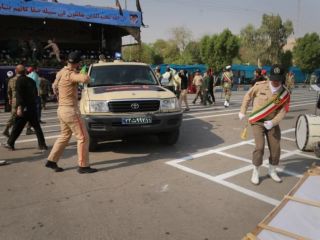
[58,0,320,43]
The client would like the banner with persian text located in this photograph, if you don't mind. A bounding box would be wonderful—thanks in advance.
[0,0,141,28]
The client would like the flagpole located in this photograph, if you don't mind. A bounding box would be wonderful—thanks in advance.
[125,0,127,9]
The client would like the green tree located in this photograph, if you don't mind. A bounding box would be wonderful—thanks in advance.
[293,33,320,73]
[152,39,180,64]
[280,50,293,72]
[122,43,155,64]
[259,14,293,64]
[239,14,293,65]
[179,41,202,64]
[239,24,266,65]
[200,29,239,72]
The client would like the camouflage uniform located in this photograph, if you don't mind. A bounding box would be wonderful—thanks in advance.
[2,75,19,136]
[222,69,233,107]
[39,77,49,110]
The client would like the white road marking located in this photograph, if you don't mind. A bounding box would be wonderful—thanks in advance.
[165,128,313,205]
[166,160,280,206]
[281,137,296,142]
[161,184,169,192]
[183,101,316,121]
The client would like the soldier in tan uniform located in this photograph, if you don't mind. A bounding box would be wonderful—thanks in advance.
[46,52,98,174]
[222,65,233,107]
[239,65,290,185]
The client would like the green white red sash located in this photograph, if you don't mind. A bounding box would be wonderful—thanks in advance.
[223,72,232,83]
[249,88,290,124]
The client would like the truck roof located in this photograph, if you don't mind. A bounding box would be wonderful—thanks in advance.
[91,62,150,67]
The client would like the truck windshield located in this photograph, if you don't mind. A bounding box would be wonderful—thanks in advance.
[89,65,158,87]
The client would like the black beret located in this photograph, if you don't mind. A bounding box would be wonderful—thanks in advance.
[68,51,81,64]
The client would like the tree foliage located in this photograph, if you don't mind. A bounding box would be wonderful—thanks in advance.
[152,39,180,64]
[122,43,156,64]
[293,33,320,73]
[239,14,293,65]
[200,29,239,71]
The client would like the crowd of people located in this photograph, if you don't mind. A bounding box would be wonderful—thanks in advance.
[0,53,299,184]
[0,38,111,68]
[1,52,97,173]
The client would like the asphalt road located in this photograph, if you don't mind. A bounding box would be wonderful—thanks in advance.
[0,88,319,240]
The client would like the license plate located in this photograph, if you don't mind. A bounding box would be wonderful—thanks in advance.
[121,116,152,125]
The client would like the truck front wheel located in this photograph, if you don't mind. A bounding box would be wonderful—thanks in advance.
[158,130,179,145]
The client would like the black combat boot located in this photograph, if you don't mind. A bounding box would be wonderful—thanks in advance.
[77,166,98,174]
[45,161,64,172]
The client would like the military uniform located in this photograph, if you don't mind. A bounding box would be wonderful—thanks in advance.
[240,65,290,184]
[192,72,203,104]
[222,69,233,107]
[285,73,295,92]
[2,75,19,137]
[240,80,289,166]
[47,65,91,169]
[39,77,49,110]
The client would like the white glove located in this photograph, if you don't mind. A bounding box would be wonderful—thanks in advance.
[238,112,245,121]
[264,120,273,130]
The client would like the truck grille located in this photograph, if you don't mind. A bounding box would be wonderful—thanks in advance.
[108,100,160,113]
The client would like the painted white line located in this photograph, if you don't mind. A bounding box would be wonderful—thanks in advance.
[183,102,315,121]
[214,165,253,181]
[15,134,61,144]
[185,98,315,115]
[166,161,280,206]
[215,179,280,206]
[214,151,252,163]
[282,137,296,142]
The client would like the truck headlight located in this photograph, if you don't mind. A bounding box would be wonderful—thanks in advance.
[89,101,109,113]
[160,98,180,112]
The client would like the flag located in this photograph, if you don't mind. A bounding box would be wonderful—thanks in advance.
[136,0,145,27]
[115,0,123,16]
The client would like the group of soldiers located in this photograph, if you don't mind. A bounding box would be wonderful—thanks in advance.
[154,65,235,110]
[1,52,97,173]
[1,58,293,184]
[2,66,50,137]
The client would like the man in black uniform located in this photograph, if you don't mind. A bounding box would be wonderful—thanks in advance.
[3,65,47,151]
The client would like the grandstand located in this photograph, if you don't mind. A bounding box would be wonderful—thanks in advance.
[0,0,142,66]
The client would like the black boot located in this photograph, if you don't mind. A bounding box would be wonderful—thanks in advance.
[45,161,64,172]
[77,166,98,174]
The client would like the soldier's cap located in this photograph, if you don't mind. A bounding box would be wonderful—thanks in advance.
[68,51,82,64]
[7,71,13,78]
[270,64,285,82]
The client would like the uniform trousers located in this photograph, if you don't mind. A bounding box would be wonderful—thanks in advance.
[48,106,89,167]
[193,85,203,103]
[252,124,281,166]
[7,106,46,147]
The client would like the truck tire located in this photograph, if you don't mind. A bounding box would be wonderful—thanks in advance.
[158,130,179,145]
[89,138,98,152]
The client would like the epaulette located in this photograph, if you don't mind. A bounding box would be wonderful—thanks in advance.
[255,80,267,85]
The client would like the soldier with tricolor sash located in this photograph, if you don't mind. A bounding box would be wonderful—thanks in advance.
[239,65,290,185]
